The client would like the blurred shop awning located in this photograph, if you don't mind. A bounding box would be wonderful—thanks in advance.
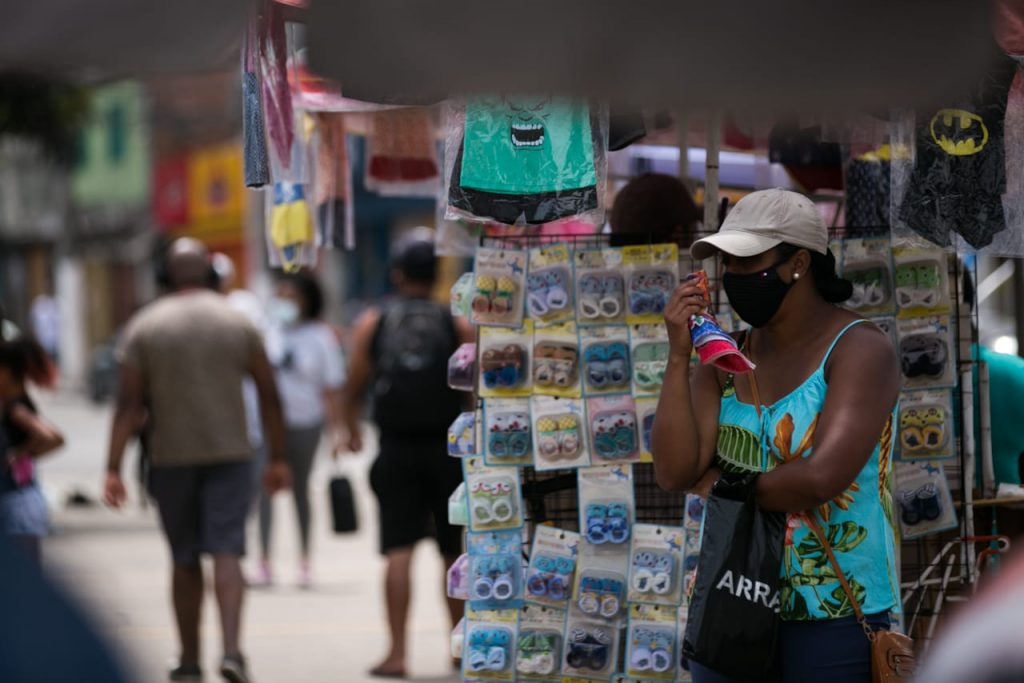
[308,0,997,110]
[0,0,255,80]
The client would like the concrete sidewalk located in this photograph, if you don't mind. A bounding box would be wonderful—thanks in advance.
[35,392,460,683]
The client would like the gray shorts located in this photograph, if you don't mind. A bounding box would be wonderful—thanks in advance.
[148,461,253,566]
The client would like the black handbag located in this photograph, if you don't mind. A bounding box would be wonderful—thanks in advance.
[328,467,358,534]
[683,472,786,681]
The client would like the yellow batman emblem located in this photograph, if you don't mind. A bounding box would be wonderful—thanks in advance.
[929,108,988,156]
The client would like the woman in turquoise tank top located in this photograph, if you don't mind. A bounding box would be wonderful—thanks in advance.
[651,189,901,683]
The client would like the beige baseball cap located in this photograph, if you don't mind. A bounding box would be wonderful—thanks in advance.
[690,188,828,261]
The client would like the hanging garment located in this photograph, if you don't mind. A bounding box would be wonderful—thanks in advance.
[312,112,349,249]
[607,108,646,151]
[269,181,315,271]
[242,13,270,188]
[898,53,1018,249]
[845,159,891,231]
[366,108,439,188]
[449,96,599,225]
[769,122,843,192]
[258,0,294,175]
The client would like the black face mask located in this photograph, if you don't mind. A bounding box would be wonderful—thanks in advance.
[722,258,794,328]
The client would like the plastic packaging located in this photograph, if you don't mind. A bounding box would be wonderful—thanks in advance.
[587,395,641,465]
[448,482,468,526]
[625,605,679,680]
[578,464,636,550]
[532,322,581,398]
[472,248,529,328]
[840,237,895,317]
[467,530,524,610]
[562,618,620,678]
[448,411,478,457]
[451,272,476,318]
[526,526,580,610]
[627,525,685,607]
[636,396,659,463]
[448,553,471,599]
[624,244,680,325]
[527,244,576,324]
[575,249,627,325]
[631,324,670,397]
[531,396,591,471]
[445,97,608,227]
[581,325,632,396]
[464,457,524,532]
[484,398,533,467]
[892,247,951,319]
[897,389,955,461]
[448,342,477,391]
[516,605,566,680]
[364,107,440,198]
[463,608,519,681]
[897,316,956,389]
[894,461,958,540]
[479,325,533,398]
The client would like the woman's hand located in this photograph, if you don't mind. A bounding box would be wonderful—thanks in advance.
[691,466,722,500]
[664,280,708,362]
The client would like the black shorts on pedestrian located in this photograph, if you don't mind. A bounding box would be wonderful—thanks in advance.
[148,461,253,567]
[369,431,464,556]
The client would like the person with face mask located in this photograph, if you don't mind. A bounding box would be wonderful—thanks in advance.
[651,189,902,683]
[255,270,346,589]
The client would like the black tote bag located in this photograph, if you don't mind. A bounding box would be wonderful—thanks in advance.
[683,473,786,681]
[328,467,358,534]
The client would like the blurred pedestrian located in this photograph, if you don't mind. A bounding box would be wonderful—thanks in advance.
[341,230,473,678]
[255,270,346,588]
[29,293,60,362]
[608,172,701,247]
[103,238,290,683]
[0,334,63,564]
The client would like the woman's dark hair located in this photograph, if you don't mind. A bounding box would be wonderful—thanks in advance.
[0,336,57,388]
[775,242,853,304]
[280,270,324,320]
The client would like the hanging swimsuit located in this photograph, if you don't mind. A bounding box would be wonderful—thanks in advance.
[714,320,900,621]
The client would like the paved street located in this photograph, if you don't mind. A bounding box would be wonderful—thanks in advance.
[34,391,459,683]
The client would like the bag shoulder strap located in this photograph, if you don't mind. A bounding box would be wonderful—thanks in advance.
[803,513,874,640]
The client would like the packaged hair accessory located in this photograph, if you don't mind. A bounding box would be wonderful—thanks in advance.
[464,457,524,531]
[581,325,632,396]
[448,342,477,392]
[840,237,895,317]
[897,316,956,389]
[575,249,627,325]
[516,605,567,681]
[448,411,478,457]
[528,244,576,324]
[467,530,524,610]
[587,395,641,465]
[625,604,679,680]
[636,397,659,463]
[526,526,581,610]
[894,461,958,540]
[624,244,680,325]
[533,322,582,398]
[627,525,685,607]
[897,389,955,461]
[531,396,591,471]
[631,324,671,397]
[472,247,528,327]
[479,324,534,398]
[484,398,533,467]
[578,465,636,550]
[893,247,951,319]
[463,606,520,682]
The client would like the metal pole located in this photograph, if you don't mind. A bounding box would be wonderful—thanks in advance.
[979,362,995,499]
[704,113,721,231]
[1014,259,1024,359]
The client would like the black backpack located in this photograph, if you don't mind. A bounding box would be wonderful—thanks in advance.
[371,298,463,434]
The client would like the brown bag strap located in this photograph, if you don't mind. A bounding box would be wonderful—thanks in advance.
[803,513,875,641]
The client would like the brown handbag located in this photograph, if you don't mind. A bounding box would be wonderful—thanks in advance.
[804,515,916,682]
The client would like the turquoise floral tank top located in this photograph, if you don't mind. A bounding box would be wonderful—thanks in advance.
[714,320,900,621]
